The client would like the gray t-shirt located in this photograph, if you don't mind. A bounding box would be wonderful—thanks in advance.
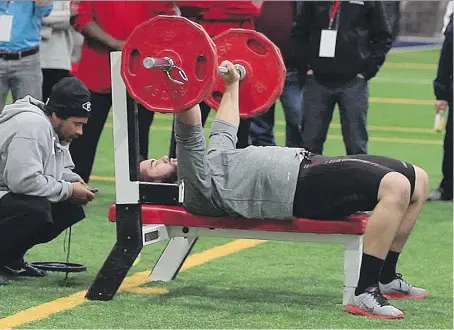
[174,118,303,220]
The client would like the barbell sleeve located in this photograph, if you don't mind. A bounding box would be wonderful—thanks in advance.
[142,57,173,69]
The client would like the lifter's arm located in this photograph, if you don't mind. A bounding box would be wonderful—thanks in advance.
[175,104,202,126]
[174,103,213,201]
[206,61,241,153]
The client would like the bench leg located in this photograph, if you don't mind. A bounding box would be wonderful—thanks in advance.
[149,237,198,282]
[343,235,363,305]
[86,204,143,301]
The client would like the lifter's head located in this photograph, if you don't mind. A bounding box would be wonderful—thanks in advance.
[140,156,178,183]
[44,77,91,144]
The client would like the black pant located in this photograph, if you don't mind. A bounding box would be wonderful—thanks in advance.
[293,154,416,219]
[168,102,251,158]
[0,194,85,266]
[42,69,71,102]
[440,104,453,196]
[301,76,369,155]
[69,91,155,182]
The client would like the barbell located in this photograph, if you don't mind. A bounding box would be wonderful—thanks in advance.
[121,15,286,118]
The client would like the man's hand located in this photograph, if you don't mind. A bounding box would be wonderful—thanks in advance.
[219,61,241,86]
[435,100,448,113]
[70,182,96,205]
[72,177,88,188]
[109,39,125,51]
[35,0,52,6]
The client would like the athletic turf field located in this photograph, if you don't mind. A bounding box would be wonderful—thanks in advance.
[0,48,452,329]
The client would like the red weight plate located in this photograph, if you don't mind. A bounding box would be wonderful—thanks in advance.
[205,29,286,118]
[121,16,218,113]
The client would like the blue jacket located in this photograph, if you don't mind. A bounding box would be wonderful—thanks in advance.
[0,1,53,52]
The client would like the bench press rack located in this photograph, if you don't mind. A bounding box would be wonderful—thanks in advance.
[85,52,367,305]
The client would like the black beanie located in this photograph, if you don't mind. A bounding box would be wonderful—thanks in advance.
[45,77,91,118]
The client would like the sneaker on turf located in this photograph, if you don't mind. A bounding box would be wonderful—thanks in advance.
[0,273,9,285]
[344,286,404,319]
[2,258,47,277]
[427,187,453,201]
[379,273,428,299]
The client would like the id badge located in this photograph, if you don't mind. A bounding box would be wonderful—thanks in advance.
[319,29,337,58]
[0,15,13,42]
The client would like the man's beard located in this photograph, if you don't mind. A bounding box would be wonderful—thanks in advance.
[54,122,76,144]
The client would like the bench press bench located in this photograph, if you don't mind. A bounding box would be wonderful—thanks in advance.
[107,204,367,305]
[85,51,367,304]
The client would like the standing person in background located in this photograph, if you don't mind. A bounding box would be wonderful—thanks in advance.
[168,1,262,158]
[382,1,401,42]
[69,1,176,183]
[40,1,74,101]
[291,1,392,156]
[428,15,453,202]
[249,1,303,147]
[443,1,453,34]
[0,0,53,111]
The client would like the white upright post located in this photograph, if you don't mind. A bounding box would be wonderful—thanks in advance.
[110,51,139,204]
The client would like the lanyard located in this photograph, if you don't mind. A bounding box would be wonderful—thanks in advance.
[329,1,340,29]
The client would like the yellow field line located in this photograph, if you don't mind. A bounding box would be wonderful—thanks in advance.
[383,62,437,70]
[89,175,115,182]
[0,239,266,329]
[369,97,433,105]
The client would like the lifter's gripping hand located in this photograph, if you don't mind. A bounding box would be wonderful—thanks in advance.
[213,61,240,127]
[70,182,96,205]
[219,61,240,86]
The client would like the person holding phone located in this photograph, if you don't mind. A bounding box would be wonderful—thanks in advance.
[0,77,96,285]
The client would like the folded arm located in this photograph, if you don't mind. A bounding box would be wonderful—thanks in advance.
[42,3,71,30]
[34,1,54,18]
[70,1,123,50]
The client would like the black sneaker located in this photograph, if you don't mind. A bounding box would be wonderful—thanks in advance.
[2,258,47,277]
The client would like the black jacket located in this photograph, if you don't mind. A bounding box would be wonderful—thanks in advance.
[434,15,453,103]
[291,1,392,87]
[254,2,298,68]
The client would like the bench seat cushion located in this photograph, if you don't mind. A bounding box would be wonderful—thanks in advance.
[108,204,367,235]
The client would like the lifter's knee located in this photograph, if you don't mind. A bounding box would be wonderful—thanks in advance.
[411,166,429,203]
[378,172,411,210]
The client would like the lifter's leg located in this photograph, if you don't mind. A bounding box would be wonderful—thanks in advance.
[379,166,429,298]
[345,172,410,319]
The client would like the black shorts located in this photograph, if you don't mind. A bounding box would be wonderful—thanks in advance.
[292,154,416,219]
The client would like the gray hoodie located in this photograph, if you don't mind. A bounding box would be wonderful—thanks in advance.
[0,96,80,202]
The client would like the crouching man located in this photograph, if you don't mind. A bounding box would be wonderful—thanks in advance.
[0,77,97,285]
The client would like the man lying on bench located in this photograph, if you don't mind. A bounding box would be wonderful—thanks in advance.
[139,61,428,319]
